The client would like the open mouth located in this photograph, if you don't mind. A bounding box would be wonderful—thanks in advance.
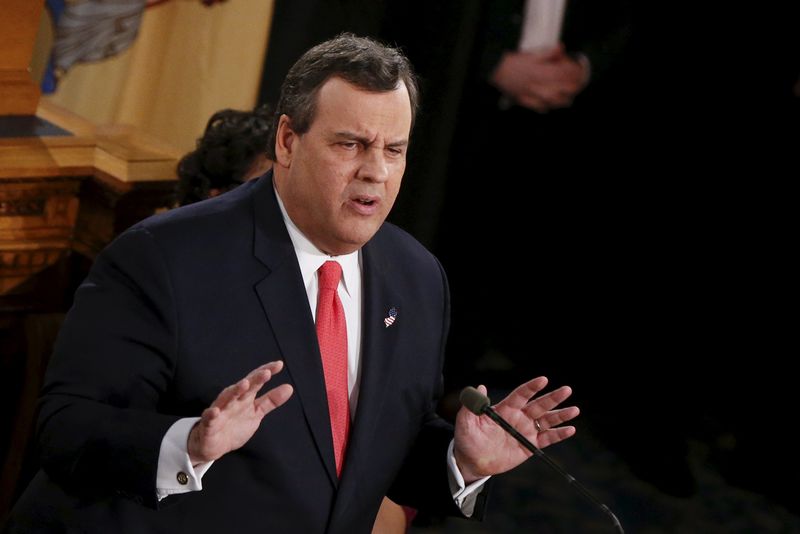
[350,195,380,214]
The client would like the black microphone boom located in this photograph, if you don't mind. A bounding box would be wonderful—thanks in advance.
[459,386,624,534]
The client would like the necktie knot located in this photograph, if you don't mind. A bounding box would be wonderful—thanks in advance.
[318,261,342,291]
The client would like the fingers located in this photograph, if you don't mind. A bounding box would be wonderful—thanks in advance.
[498,378,579,437]
[500,376,549,410]
[534,406,580,432]
[214,379,249,409]
[524,85,577,109]
[536,425,576,449]
[522,385,574,418]
[495,376,577,418]
[245,360,284,389]
[213,361,286,409]
[255,383,294,415]
[518,94,551,113]
[529,398,579,450]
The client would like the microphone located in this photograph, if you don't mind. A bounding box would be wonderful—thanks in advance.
[460,387,624,534]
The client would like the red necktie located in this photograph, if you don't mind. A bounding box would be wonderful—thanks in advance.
[316,261,350,477]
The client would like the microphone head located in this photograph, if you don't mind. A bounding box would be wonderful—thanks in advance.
[460,386,490,415]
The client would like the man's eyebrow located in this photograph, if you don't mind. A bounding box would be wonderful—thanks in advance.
[332,131,408,147]
[332,131,368,143]
[386,139,409,148]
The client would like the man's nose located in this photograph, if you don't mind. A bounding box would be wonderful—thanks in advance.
[357,147,390,183]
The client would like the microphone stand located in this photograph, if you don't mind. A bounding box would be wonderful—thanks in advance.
[461,387,624,534]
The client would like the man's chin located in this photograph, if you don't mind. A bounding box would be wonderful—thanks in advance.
[332,224,382,254]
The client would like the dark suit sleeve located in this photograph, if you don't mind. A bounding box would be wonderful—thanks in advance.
[36,226,181,509]
[476,0,524,83]
[386,258,489,519]
[561,0,632,82]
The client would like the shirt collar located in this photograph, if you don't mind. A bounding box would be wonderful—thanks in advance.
[274,186,360,295]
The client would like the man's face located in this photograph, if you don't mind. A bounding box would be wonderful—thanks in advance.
[274,77,411,256]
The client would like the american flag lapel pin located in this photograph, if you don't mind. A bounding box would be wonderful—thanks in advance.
[384,307,398,328]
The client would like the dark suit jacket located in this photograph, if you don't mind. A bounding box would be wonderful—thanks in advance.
[4,173,475,533]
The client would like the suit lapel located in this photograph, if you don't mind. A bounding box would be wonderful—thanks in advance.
[331,234,403,523]
[251,173,338,487]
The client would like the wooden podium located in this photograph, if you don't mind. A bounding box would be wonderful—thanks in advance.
[0,0,181,514]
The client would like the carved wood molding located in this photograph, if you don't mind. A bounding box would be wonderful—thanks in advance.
[0,197,45,217]
[0,177,82,295]
[0,249,68,295]
[0,99,179,293]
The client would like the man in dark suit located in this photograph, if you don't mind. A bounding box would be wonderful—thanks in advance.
[3,34,579,533]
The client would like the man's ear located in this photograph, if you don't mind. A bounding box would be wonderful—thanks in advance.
[274,114,295,167]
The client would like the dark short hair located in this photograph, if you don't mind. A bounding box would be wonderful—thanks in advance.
[265,33,419,160]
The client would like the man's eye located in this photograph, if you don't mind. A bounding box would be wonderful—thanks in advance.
[340,142,359,150]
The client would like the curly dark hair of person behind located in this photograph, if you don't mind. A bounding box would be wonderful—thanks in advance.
[175,104,273,206]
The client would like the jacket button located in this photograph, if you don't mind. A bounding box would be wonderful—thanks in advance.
[177,471,189,485]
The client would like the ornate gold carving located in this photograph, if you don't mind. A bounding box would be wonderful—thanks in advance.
[0,248,67,294]
[0,197,45,216]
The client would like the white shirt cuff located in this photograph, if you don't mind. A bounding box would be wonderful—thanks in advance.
[447,439,490,517]
[156,417,214,501]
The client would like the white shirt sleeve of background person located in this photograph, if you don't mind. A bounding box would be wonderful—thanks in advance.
[156,418,214,501]
[447,440,491,516]
[519,0,567,52]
